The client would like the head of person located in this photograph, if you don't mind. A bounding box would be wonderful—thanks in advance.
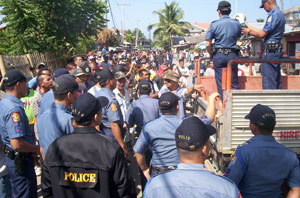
[159,92,179,115]
[114,71,127,91]
[209,61,214,69]
[139,69,150,81]
[3,69,27,98]
[37,69,53,92]
[260,0,277,12]
[98,69,116,90]
[66,62,77,74]
[138,80,151,96]
[179,59,184,68]
[80,63,91,81]
[163,71,179,90]
[217,1,231,16]
[88,60,97,73]
[175,116,216,163]
[74,56,83,67]
[72,93,108,127]
[35,62,46,75]
[53,68,69,80]
[245,104,276,136]
[52,74,79,105]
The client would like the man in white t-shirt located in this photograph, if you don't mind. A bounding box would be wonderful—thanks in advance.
[174,59,189,87]
[88,70,102,96]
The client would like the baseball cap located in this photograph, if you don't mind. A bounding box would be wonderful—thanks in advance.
[163,70,179,83]
[35,62,46,69]
[159,92,179,111]
[72,68,85,77]
[217,1,231,11]
[114,71,126,80]
[3,69,26,87]
[53,68,69,80]
[52,74,79,94]
[175,116,216,151]
[138,80,151,91]
[245,104,276,129]
[98,69,114,84]
[72,93,109,123]
[80,65,91,75]
[259,0,268,8]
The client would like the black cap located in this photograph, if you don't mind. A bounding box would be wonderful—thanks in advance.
[3,69,26,86]
[259,0,268,8]
[53,68,69,80]
[52,74,79,94]
[217,1,231,11]
[72,93,109,123]
[35,62,46,69]
[245,104,276,130]
[138,80,151,91]
[80,64,91,75]
[176,116,216,151]
[159,92,179,111]
[98,69,114,84]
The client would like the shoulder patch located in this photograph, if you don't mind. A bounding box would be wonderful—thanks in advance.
[111,103,117,112]
[267,16,272,22]
[12,112,20,124]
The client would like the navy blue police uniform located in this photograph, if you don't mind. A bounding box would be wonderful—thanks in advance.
[0,70,37,198]
[261,5,285,89]
[42,93,136,197]
[205,1,241,99]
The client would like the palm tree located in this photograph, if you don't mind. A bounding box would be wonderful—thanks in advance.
[148,1,190,50]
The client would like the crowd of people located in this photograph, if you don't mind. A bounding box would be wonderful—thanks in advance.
[0,0,299,198]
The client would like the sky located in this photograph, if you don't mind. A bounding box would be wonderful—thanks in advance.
[1,0,299,38]
[107,0,300,38]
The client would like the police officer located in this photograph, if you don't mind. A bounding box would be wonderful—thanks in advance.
[42,93,136,197]
[95,69,128,157]
[144,116,239,198]
[37,74,78,158]
[225,104,300,197]
[126,80,160,134]
[0,69,40,198]
[205,0,241,100]
[134,92,218,180]
[158,71,203,119]
[242,0,285,89]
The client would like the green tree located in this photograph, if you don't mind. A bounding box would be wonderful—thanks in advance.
[125,30,134,43]
[257,18,264,23]
[0,0,108,55]
[148,1,190,50]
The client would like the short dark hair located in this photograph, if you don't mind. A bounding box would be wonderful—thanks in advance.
[75,119,92,126]
[37,68,51,86]
[54,92,68,101]
[253,123,274,134]
[179,59,184,63]
[160,106,177,114]
[139,69,148,77]
[99,80,107,87]
[139,87,151,95]
[66,62,76,71]
[220,8,231,15]
[4,84,15,91]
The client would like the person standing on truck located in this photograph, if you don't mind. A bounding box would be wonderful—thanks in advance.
[242,0,285,89]
[205,1,241,100]
[225,104,300,198]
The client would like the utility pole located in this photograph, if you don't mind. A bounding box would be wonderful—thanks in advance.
[135,19,140,48]
[280,0,284,12]
[117,3,130,44]
[235,0,238,14]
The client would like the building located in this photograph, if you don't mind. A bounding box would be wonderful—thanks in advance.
[284,5,300,26]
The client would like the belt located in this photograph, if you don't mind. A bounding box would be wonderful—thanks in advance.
[264,43,282,53]
[151,165,177,175]
[216,48,238,55]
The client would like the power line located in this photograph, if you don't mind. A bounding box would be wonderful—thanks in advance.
[107,0,118,29]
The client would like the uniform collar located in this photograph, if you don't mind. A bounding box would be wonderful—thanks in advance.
[250,135,276,142]
[102,88,114,96]
[5,93,23,107]
[177,163,206,171]
[139,95,149,99]
[52,102,68,111]
[220,15,230,19]
[161,114,178,119]
[269,6,279,14]
[73,126,99,134]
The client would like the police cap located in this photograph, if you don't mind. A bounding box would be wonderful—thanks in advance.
[175,116,216,151]
[3,69,26,87]
[98,69,114,84]
[259,0,268,8]
[72,93,109,123]
[245,104,276,130]
[138,80,151,92]
[52,74,79,94]
[53,68,69,80]
[159,92,179,111]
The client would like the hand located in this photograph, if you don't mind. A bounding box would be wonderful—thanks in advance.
[123,123,129,131]
[143,168,151,180]
[209,92,220,101]
[121,145,128,159]
[193,84,204,91]
[241,27,250,35]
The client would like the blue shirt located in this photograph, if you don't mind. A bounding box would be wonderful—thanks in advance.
[95,88,123,128]
[0,94,34,149]
[158,86,187,119]
[38,90,54,116]
[225,135,300,198]
[205,15,241,49]
[145,163,239,198]
[27,77,38,90]
[126,95,160,132]
[263,6,285,45]
[37,102,74,156]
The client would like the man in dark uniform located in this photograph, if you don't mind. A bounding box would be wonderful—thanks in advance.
[95,69,128,157]
[0,70,40,198]
[242,0,285,89]
[205,1,241,100]
[42,93,136,198]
